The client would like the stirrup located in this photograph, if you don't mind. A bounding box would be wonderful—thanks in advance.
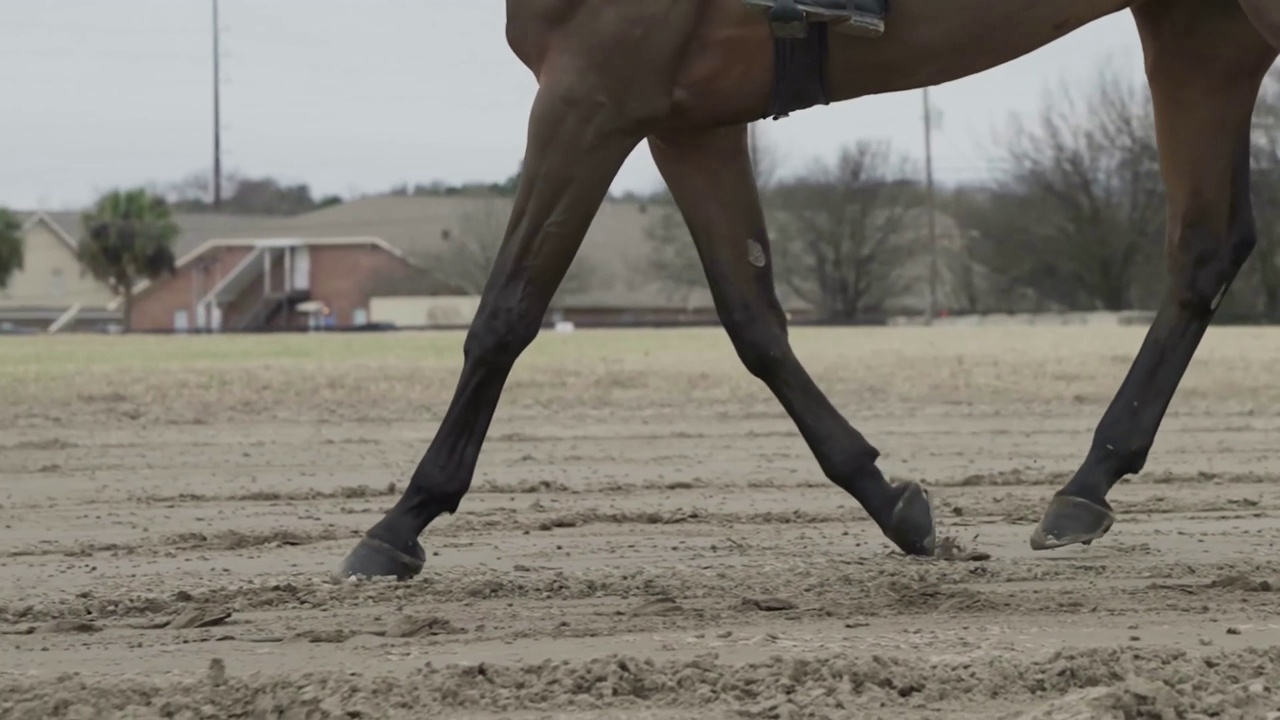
[745,0,887,40]
[840,10,884,37]
[767,0,808,39]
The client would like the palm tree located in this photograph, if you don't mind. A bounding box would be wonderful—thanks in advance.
[78,189,179,330]
[0,209,22,290]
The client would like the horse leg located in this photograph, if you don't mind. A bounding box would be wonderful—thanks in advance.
[648,125,935,556]
[336,84,645,579]
[1031,0,1277,550]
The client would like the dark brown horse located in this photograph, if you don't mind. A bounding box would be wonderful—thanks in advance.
[337,0,1280,580]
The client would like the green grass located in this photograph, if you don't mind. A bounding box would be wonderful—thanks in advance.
[0,327,767,373]
[7,325,1280,429]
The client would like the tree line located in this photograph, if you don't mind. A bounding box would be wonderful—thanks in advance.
[6,63,1280,326]
[645,65,1280,322]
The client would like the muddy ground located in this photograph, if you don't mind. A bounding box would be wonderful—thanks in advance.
[3,327,1280,719]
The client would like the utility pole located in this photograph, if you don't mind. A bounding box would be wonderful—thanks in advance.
[922,86,938,325]
[212,0,223,209]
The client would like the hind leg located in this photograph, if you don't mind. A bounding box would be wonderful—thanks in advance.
[1032,0,1277,550]
[648,125,935,556]
[336,81,646,579]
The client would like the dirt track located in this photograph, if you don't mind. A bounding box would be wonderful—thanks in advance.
[3,327,1280,719]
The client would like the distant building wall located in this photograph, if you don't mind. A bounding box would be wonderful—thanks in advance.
[554,307,723,327]
[888,310,1157,327]
[369,295,481,328]
[307,245,421,327]
[0,219,114,311]
[130,246,254,331]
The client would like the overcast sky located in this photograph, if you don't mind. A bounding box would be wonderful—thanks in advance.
[0,1,1146,211]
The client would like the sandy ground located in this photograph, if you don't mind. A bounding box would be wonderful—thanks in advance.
[3,326,1280,719]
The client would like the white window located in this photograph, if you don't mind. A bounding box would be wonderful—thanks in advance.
[291,246,311,291]
[50,269,65,298]
[173,309,189,332]
[352,308,369,326]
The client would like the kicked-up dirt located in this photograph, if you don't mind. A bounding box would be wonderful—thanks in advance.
[3,327,1280,719]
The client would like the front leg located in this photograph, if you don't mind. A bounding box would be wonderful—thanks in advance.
[649,125,935,556]
[336,90,645,580]
[1032,0,1276,550]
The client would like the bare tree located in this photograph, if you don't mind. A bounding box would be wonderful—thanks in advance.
[643,191,705,295]
[768,140,922,321]
[0,208,21,291]
[428,199,594,295]
[642,125,779,298]
[955,67,1166,311]
[749,123,779,190]
[156,170,341,215]
[1232,65,1280,321]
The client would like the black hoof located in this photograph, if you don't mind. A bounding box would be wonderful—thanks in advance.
[1030,494,1115,551]
[334,536,425,581]
[884,481,936,557]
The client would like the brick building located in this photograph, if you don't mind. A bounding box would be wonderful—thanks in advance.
[118,193,817,332]
[127,236,426,332]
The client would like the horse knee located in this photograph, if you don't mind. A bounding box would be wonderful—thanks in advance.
[464,297,543,368]
[722,309,790,381]
[1171,217,1255,311]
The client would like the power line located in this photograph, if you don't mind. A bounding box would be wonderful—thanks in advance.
[213,0,224,210]
[923,87,938,326]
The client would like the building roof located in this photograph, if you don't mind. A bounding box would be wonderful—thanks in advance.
[21,194,846,314]
[156,195,727,312]
[116,235,417,311]
[17,212,79,253]
[17,209,275,257]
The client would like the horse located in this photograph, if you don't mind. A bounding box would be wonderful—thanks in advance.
[336,0,1280,580]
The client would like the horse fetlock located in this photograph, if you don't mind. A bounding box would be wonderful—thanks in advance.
[1087,435,1149,480]
[816,441,881,496]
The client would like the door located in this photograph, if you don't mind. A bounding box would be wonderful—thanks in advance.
[291,246,311,291]
[352,308,368,327]
[173,309,189,332]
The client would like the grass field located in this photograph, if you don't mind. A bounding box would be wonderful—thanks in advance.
[3,326,1280,719]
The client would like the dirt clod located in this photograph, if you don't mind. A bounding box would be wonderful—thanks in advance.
[33,620,99,635]
[630,597,684,616]
[384,615,461,638]
[738,597,797,612]
[167,608,232,630]
[1209,574,1274,592]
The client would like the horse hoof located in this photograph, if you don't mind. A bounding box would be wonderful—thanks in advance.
[885,481,936,557]
[334,536,426,581]
[1030,494,1115,551]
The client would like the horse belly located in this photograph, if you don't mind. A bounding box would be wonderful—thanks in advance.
[827,0,1137,99]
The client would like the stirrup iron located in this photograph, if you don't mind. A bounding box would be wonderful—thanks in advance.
[767,0,808,39]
